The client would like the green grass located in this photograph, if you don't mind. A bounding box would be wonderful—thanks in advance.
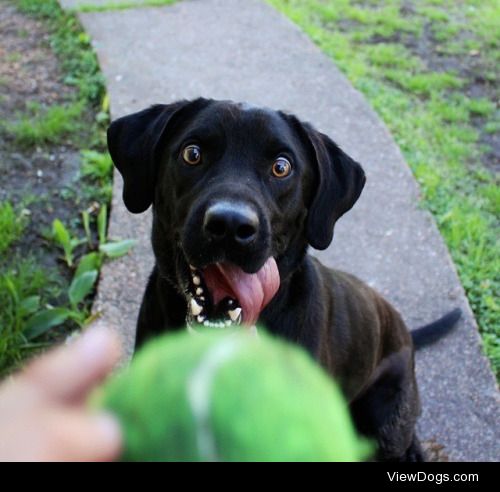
[0,202,26,254]
[0,196,75,377]
[268,0,499,376]
[0,0,113,375]
[3,0,107,147]
[16,0,105,106]
[5,101,84,147]
[5,52,22,63]
[81,150,114,203]
[74,0,178,13]
[81,149,113,181]
[0,259,61,376]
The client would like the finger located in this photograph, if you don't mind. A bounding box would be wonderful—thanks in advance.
[29,409,123,462]
[23,326,122,403]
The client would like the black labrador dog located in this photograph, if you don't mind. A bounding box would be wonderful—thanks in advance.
[107,98,460,461]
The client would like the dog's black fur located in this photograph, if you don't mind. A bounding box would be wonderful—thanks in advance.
[108,98,460,461]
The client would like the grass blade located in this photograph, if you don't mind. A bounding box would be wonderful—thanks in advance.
[82,210,92,248]
[52,218,73,267]
[97,204,107,245]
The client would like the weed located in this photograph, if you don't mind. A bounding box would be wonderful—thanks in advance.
[0,0,113,375]
[0,259,59,376]
[82,209,92,248]
[5,102,83,147]
[0,201,26,254]
[80,148,114,204]
[0,206,135,376]
[6,52,22,63]
[15,0,105,106]
[52,218,85,268]
[51,208,135,267]
[467,98,495,118]
[81,149,113,181]
[74,0,178,13]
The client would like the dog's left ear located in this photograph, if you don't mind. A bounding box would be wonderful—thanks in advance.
[304,125,366,250]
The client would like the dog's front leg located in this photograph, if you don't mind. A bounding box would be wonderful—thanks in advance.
[136,266,186,348]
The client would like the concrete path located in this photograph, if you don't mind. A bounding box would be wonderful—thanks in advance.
[60,0,498,461]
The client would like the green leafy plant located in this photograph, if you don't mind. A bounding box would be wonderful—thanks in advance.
[0,201,26,254]
[52,208,136,267]
[75,252,102,277]
[0,260,58,375]
[4,101,84,147]
[24,307,74,341]
[20,206,135,346]
[22,268,99,340]
[2,275,41,335]
[15,0,105,106]
[81,149,113,181]
[0,258,96,352]
[75,0,179,14]
[0,0,114,376]
[81,150,114,203]
[97,203,108,246]
[19,254,102,344]
[82,209,92,248]
[52,218,85,268]
[99,240,137,258]
[68,270,98,309]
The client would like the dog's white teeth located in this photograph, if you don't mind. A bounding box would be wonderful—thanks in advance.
[196,287,203,296]
[192,276,201,286]
[197,315,205,323]
[228,307,242,322]
[190,298,203,316]
[202,320,225,328]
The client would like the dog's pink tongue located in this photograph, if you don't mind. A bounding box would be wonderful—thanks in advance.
[204,258,280,326]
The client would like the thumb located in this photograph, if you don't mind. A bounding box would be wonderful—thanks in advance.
[23,326,122,404]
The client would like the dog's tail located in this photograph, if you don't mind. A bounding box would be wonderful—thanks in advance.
[411,308,462,350]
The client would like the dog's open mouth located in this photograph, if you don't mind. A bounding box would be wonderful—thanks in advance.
[186,257,280,328]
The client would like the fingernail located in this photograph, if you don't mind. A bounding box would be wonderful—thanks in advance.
[77,327,118,363]
[93,412,123,449]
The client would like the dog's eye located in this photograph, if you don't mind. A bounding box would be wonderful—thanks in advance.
[182,145,202,165]
[271,157,292,178]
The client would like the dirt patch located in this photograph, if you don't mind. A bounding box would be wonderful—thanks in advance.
[0,3,73,112]
[0,2,90,275]
[334,2,499,175]
[403,17,499,174]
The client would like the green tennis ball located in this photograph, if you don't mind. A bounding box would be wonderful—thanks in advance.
[96,329,371,461]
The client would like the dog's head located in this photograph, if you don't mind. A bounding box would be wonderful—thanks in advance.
[108,98,365,328]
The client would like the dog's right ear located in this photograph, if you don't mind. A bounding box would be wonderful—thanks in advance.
[107,98,210,213]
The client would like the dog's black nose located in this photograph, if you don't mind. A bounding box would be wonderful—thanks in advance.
[203,201,259,246]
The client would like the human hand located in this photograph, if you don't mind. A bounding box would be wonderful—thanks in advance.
[0,326,123,461]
